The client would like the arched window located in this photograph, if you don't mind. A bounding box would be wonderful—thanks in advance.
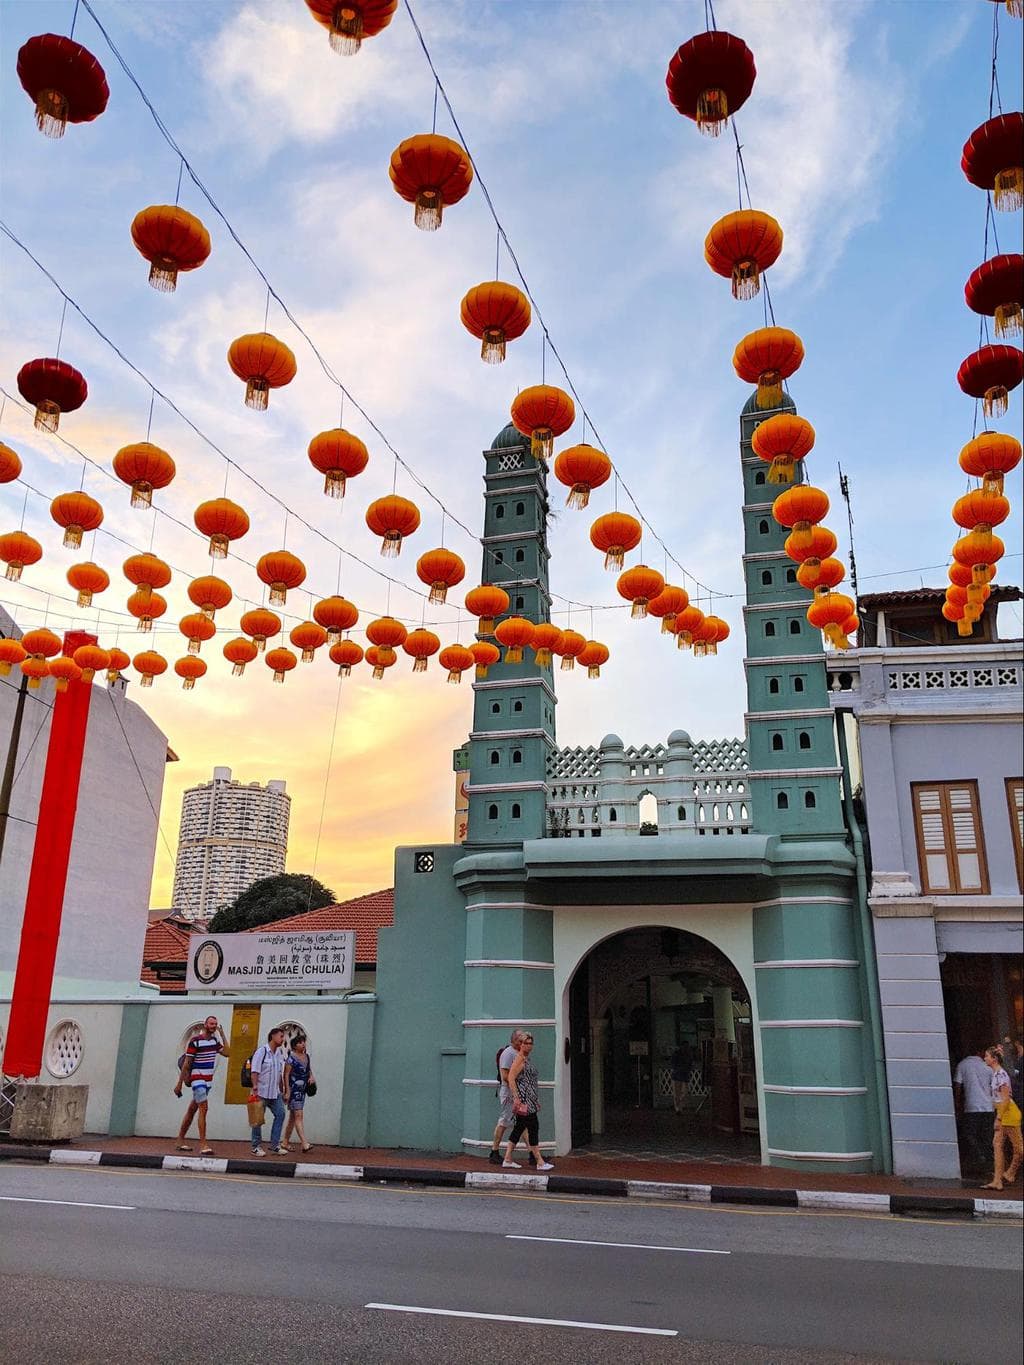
[758,518,770,535]
[515,501,525,516]
[789,618,801,635]
[514,548,525,563]
[515,595,524,609]
[638,792,658,828]
[489,750,500,765]
[772,733,784,751]
[785,567,797,583]
[494,551,504,563]
[799,731,811,750]
[776,791,789,810]
[513,700,523,713]
[487,803,498,820]
[495,504,505,520]
[511,749,522,764]
[793,676,805,693]
[511,803,521,818]
[608,808,617,822]
[804,790,817,809]
[761,569,773,586]
[768,677,780,695]
[677,805,686,821]
[764,621,777,638]
[754,470,766,485]
[491,701,501,714]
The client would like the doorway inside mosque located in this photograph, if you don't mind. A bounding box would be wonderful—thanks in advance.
[568,926,760,1164]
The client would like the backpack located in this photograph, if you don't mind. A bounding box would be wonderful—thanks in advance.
[495,1047,505,1096]
[240,1052,254,1089]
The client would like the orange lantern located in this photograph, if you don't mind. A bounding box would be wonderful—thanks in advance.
[20,658,50,689]
[797,555,845,594]
[750,413,815,485]
[694,615,730,657]
[130,206,211,292]
[132,649,167,688]
[958,431,1022,494]
[50,491,103,549]
[705,210,783,300]
[389,132,473,229]
[494,616,535,663]
[842,613,860,641]
[589,511,642,570]
[240,607,282,652]
[0,531,42,581]
[439,643,474,683]
[806,592,856,650]
[952,488,1010,535]
[227,333,297,410]
[179,612,216,655]
[671,604,706,650]
[265,647,297,683]
[733,327,805,408]
[366,616,408,650]
[112,442,176,508]
[530,622,563,667]
[330,639,364,676]
[106,647,130,682]
[772,484,829,554]
[256,550,306,606]
[953,530,1005,585]
[48,655,81,692]
[365,644,396,680]
[313,595,359,644]
[469,639,500,679]
[460,282,531,364]
[66,560,109,606]
[553,444,612,508]
[785,524,837,567]
[576,640,609,678]
[73,643,110,682]
[0,639,28,675]
[365,494,420,557]
[402,628,441,673]
[0,442,23,484]
[948,560,993,589]
[223,637,258,676]
[22,627,62,661]
[306,0,398,55]
[416,547,466,604]
[511,385,576,460]
[617,564,665,619]
[308,428,369,499]
[128,589,167,632]
[194,498,250,558]
[942,598,974,638]
[555,628,587,670]
[175,655,207,690]
[647,584,689,634]
[290,620,328,661]
[123,552,172,599]
[187,575,232,619]
[464,584,510,636]
[946,584,991,620]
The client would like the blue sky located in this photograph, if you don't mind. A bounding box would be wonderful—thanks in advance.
[1,0,1021,903]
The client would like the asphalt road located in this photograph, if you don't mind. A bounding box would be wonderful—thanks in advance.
[0,1161,1020,1364]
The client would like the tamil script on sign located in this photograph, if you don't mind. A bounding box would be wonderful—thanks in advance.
[185,930,356,992]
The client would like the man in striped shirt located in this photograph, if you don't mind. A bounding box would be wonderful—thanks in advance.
[174,1016,229,1155]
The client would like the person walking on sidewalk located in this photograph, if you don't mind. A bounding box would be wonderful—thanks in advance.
[488,1029,524,1165]
[174,1015,228,1156]
[954,1044,995,1178]
[983,1045,1022,1190]
[282,1031,315,1154]
[249,1027,288,1156]
[502,1034,553,1172]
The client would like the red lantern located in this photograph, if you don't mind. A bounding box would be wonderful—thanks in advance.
[306,0,398,55]
[553,444,612,508]
[555,629,587,671]
[0,639,27,676]
[494,616,535,664]
[665,30,756,136]
[671,605,705,650]
[21,628,62,661]
[957,344,1023,417]
[530,623,563,667]
[179,612,217,656]
[964,254,1023,338]
[750,413,815,485]
[389,133,473,229]
[647,585,690,634]
[366,616,408,651]
[772,485,830,554]
[48,656,81,692]
[807,592,856,651]
[17,358,87,431]
[105,647,130,682]
[128,589,167,633]
[460,282,531,364]
[241,608,282,652]
[17,34,109,138]
[365,645,396,680]
[464,584,510,636]
[961,113,1024,212]
[958,430,1022,493]
[194,498,250,558]
[72,643,109,683]
[67,561,109,606]
[130,206,211,292]
[175,655,207,690]
[784,524,837,567]
[187,575,232,619]
[797,556,845,594]
[952,489,1010,533]
[365,495,420,557]
[123,552,171,598]
[589,511,642,570]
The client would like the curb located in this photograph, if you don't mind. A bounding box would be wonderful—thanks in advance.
[1,1145,1021,1220]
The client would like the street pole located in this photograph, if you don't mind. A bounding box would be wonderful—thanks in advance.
[0,669,30,866]
[2,630,96,1080]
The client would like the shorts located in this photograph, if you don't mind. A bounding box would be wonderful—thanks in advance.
[191,1081,211,1104]
[498,1097,515,1128]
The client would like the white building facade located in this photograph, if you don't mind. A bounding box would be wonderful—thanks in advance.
[171,766,290,918]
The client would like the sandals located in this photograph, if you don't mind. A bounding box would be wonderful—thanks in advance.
[301,1144,314,1153]
[199,1148,215,1156]
[176,1144,192,1152]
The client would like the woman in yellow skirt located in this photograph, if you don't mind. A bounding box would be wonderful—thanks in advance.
[982,1045,1022,1190]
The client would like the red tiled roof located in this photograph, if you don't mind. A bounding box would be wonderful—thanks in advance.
[255,889,394,964]
[140,964,188,994]
[142,917,192,963]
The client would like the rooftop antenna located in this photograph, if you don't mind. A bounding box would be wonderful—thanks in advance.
[838,464,859,602]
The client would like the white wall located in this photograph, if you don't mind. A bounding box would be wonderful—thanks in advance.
[0,999,123,1134]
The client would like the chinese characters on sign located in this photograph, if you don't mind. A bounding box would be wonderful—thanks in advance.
[185,930,355,991]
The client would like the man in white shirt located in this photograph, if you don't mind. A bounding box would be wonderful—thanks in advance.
[249,1027,288,1156]
[954,1045,994,1178]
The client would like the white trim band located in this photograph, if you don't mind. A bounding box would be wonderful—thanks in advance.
[768,1148,874,1162]
[746,767,843,779]
[463,1078,555,1088]
[464,901,547,912]
[755,959,859,969]
[466,781,547,793]
[464,959,555,970]
[763,1085,867,1096]
[753,896,852,909]
[760,1019,864,1028]
[463,1018,556,1027]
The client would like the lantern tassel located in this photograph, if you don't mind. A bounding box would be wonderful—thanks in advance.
[982,471,1005,494]
[993,167,1024,212]
[147,259,179,293]
[481,329,507,364]
[756,371,784,409]
[380,532,402,557]
[244,378,270,411]
[695,86,728,136]
[603,548,625,571]
[413,657,428,673]
[34,399,61,432]
[324,472,346,499]
[5,564,24,582]
[566,484,591,510]
[478,616,495,636]
[531,429,553,461]
[232,662,246,677]
[140,674,154,688]
[447,669,462,684]
[209,534,229,559]
[731,260,761,301]
[535,648,552,666]
[372,664,385,679]
[994,303,1022,339]
[34,88,69,138]
[475,664,489,680]
[587,663,601,678]
[329,5,363,55]
[983,385,1009,418]
[631,601,648,620]
[560,656,575,671]
[414,190,442,231]
[429,583,448,605]
[131,482,155,509]
[504,645,523,663]
[957,617,974,636]
[767,457,794,485]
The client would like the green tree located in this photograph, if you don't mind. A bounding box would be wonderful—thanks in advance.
[208,873,336,933]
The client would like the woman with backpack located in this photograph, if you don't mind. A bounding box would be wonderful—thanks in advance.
[283,1032,316,1153]
[502,1034,554,1171]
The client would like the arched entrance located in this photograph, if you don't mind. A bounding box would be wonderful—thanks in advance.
[568,926,760,1162]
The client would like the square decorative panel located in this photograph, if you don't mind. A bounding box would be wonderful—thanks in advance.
[414,850,435,874]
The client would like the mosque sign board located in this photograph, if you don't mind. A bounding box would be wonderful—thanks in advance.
[186,930,355,992]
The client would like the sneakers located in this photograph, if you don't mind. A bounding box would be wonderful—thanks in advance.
[502,1160,521,1168]
[272,1145,290,1155]
[251,1146,266,1157]
[537,1162,554,1172]
[488,1149,502,1165]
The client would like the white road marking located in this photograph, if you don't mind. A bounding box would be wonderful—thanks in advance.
[507,1234,729,1254]
[365,1304,677,1336]
[0,1195,134,1210]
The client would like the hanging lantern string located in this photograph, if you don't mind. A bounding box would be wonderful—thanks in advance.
[70,0,725,603]
[174,157,184,208]
[399,0,726,599]
[55,296,69,358]
[988,2,1003,120]
[704,0,717,33]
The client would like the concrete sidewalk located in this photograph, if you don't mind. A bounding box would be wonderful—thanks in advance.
[1,1133,1021,1219]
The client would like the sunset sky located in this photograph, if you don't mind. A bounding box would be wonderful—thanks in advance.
[2,0,1021,909]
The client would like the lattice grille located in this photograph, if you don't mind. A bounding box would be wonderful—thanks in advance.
[45,1021,83,1078]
